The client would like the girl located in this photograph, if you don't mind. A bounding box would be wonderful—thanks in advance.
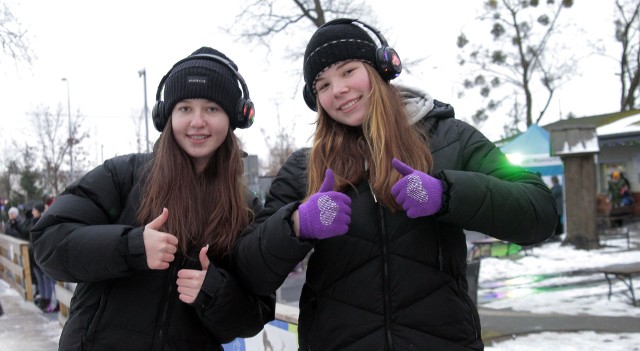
[232,19,559,350]
[31,47,273,351]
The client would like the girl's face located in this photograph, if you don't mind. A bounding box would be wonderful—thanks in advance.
[315,60,372,127]
[171,99,229,172]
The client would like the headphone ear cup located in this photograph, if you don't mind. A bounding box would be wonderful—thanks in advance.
[375,46,402,81]
[235,98,255,129]
[303,84,318,111]
[152,101,167,132]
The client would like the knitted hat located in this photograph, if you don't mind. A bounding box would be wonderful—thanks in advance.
[33,202,45,213]
[303,20,377,98]
[163,47,242,129]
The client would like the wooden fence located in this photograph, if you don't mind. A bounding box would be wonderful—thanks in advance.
[0,233,34,302]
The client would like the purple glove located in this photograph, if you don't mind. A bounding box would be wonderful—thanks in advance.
[391,158,443,218]
[298,169,352,240]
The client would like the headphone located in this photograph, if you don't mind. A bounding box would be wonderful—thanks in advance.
[151,54,255,132]
[303,18,402,111]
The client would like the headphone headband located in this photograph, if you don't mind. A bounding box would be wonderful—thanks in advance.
[319,18,390,48]
[154,54,251,102]
[152,53,255,131]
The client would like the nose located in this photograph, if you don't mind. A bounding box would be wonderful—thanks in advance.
[332,80,348,96]
[190,108,207,127]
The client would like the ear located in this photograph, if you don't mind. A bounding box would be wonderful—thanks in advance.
[303,84,318,111]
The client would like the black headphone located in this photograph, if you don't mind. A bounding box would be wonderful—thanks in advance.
[303,18,402,111]
[151,54,255,132]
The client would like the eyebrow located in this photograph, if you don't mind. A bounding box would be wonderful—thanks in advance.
[316,61,354,84]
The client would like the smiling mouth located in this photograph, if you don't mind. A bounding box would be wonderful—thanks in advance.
[189,135,209,140]
[339,97,361,111]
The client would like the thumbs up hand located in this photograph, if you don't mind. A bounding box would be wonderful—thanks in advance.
[177,245,210,304]
[143,208,179,270]
[391,158,444,218]
[297,169,351,240]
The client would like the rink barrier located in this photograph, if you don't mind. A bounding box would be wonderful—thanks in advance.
[55,282,301,350]
[0,233,34,302]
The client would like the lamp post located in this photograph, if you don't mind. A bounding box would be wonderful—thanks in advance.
[61,78,73,180]
[138,68,150,152]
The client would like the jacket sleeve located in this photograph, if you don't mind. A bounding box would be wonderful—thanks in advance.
[30,155,148,282]
[230,149,314,296]
[193,265,276,343]
[434,120,558,245]
[191,193,275,342]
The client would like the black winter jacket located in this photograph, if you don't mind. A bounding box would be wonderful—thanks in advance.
[5,216,28,240]
[232,95,558,350]
[31,153,275,351]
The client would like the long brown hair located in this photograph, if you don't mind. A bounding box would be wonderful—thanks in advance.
[137,120,252,260]
[307,64,433,211]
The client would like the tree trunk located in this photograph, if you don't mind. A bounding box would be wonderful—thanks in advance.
[562,154,600,249]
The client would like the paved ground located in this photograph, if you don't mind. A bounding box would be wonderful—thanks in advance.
[0,287,61,351]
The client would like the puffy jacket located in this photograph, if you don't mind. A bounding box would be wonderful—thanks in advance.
[4,216,28,240]
[231,89,557,350]
[31,153,275,351]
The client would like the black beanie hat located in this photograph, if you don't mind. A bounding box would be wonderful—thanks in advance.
[163,47,242,129]
[33,202,45,213]
[303,20,377,97]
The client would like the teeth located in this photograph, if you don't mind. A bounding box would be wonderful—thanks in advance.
[340,98,360,111]
[190,135,206,140]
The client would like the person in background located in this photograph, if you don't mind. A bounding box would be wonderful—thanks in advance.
[550,175,564,236]
[607,170,634,227]
[43,196,55,211]
[608,170,631,207]
[232,18,558,350]
[4,207,28,240]
[26,202,59,312]
[31,46,273,351]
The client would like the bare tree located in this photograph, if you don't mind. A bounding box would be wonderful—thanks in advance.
[615,0,640,111]
[0,1,35,66]
[29,104,88,195]
[130,108,146,153]
[261,106,298,176]
[0,158,20,205]
[226,0,372,50]
[457,0,575,137]
[17,143,43,202]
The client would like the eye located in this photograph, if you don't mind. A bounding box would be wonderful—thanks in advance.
[343,67,356,77]
[316,82,329,92]
[207,106,219,113]
[178,105,190,112]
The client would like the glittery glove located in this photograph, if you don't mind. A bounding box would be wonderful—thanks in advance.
[391,158,443,218]
[298,169,352,240]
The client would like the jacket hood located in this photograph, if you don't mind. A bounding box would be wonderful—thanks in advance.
[395,83,454,125]
[395,83,433,125]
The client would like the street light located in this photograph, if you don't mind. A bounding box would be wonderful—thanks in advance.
[138,68,150,152]
[61,77,73,180]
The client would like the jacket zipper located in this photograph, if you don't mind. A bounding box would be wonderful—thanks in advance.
[375,193,393,351]
[154,257,183,351]
[458,278,480,339]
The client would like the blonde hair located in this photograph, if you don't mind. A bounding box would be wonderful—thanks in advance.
[307,64,433,211]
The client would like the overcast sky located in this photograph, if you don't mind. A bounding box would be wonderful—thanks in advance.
[0,1,622,171]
